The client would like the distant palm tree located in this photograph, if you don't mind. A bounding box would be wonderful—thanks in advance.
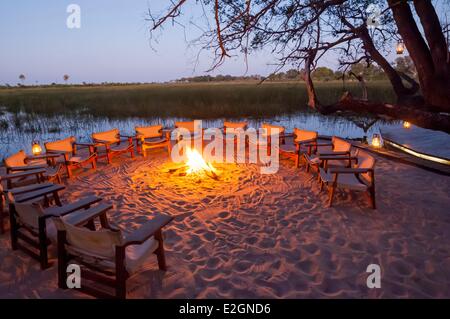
[63,74,70,84]
[19,74,26,84]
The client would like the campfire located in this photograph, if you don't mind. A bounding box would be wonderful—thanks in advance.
[185,148,217,176]
[166,147,219,180]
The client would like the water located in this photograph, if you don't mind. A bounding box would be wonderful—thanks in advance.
[0,109,398,159]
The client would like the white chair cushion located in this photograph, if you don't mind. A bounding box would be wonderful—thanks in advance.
[320,169,368,191]
[125,236,159,273]
[143,137,167,145]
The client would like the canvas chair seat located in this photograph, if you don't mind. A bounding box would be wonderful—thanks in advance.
[319,168,369,191]
[61,223,160,274]
[65,236,159,274]
[142,137,168,145]
[319,149,376,208]
[110,143,133,152]
[125,236,159,273]
[305,154,350,167]
[43,164,63,177]
[14,202,89,243]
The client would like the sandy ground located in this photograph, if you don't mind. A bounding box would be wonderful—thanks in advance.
[1,145,450,299]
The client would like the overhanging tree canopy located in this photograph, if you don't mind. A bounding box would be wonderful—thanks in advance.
[148,0,450,133]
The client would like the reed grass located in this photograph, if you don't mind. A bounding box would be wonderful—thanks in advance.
[0,81,395,119]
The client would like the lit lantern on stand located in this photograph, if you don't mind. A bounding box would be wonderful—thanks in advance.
[403,121,411,129]
[371,134,382,148]
[396,40,404,54]
[32,141,42,156]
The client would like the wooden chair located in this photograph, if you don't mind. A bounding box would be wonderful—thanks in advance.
[174,121,205,152]
[223,121,249,152]
[319,149,376,208]
[92,129,135,164]
[7,186,103,269]
[135,125,171,157]
[0,177,53,234]
[45,137,97,178]
[55,209,173,299]
[304,136,353,173]
[262,123,286,145]
[3,150,64,184]
[223,121,248,132]
[293,128,318,167]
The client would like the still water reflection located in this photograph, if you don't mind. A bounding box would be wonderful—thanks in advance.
[0,110,396,159]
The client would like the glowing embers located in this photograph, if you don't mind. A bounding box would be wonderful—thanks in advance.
[185,148,217,176]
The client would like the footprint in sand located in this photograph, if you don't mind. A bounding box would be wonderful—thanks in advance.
[218,211,230,219]
[303,243,319,255]
[390,259,414,277]
[296,260,316,275]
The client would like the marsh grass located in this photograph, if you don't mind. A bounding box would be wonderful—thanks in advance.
[0,81,395,119]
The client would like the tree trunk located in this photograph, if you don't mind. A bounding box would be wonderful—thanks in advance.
[358,26,419,104]
[323,92,450,134]
[388,0,450,112]
[304,50,321,110]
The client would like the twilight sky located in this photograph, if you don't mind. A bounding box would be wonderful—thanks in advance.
[0,0,404,85]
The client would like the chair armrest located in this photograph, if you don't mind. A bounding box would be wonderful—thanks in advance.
[43,196,102,218]
[329,167,372,174]
[4,182,54,195]
[14,184,65,203]
[295,139,317,146]
[119,134,137,139]
[26,154,61,162]
[1,169,46,180]
[318,151,349,156]
[319,155,358,161]
[74,142,96,147]
[8,165,47,172]
[66,202,113,226]
[45,151,67,159]
[93,139,116,148]
[122,214,173,246]
[316,142,333,147]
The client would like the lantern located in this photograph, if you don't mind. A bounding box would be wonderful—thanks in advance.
[32,141,42,156]
[403,121,411,129]
[396,40,404,54]
[371,134,382,148]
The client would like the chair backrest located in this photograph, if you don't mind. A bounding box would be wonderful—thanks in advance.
[262,123,285,136]
[45,136,76,153]
[332,137,351,153]
[294,128,318,143]
[224,121,248,132]
[92,129,120,143]
[11,198,45,231]
[135,125,162,139]
[55,218,123,260]
[175,121,197,133]
[4,150,27,168]
[356,149,376,183]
